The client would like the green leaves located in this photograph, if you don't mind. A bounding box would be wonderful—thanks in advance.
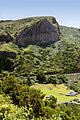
[0,94,30,120]
[37,71,46,83]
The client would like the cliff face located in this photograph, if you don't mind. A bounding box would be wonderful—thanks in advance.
[16,19,60,47]
[0,16,60,47]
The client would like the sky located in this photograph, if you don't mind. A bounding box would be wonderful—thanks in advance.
[0,0,80,28]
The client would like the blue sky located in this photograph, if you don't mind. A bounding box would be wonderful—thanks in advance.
[0,0,80,28]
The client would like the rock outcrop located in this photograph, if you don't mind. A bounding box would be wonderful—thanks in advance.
[0,33,13,43]
[16,19,60,47]
[0,51,16,59]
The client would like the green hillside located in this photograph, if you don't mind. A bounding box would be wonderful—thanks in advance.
[1,16,80,119]
[60,25,80,43]
[0,16,80,80]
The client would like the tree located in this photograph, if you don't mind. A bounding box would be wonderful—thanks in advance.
[2,75,20,104]
[44,95,57,109]
[37,71,46,83]
[18,85,45,118]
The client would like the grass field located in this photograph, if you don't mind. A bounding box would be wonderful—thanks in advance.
[31,83,80,103]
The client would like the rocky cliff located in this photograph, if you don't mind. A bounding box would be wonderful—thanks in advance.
[16,19,60,47]
[0,16,60,47]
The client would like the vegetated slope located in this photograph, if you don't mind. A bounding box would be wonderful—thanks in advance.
[0,16,80,76]
[13,40,80,76]
[1,75,80,120]
[1,16,80,119]
[60,25,80,44]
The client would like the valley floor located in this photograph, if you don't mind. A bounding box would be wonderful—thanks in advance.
[31,83,80,103]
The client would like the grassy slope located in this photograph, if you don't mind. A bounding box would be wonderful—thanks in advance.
[32,83,80,103]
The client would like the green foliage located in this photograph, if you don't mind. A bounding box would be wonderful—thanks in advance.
[2,75,20,104]
[68,80,80,93]
[1,16,80,119]
[1,40,80,77]
[60,103,79,120]
[0,80,2,93]
[54,41,80,73]
[0,57,14,72]
[0,74,80,119]
[37,71,46,83]
[0,43,19,53]
[60,25,80,44]
[47,74,68,84]
[12,41,80,77]
[18,85,45,117]
[48,76,57,84]
[45,95,57,108]
[41,106,56,119]
[0,94,30,120]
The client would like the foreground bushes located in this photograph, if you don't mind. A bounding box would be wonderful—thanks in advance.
[1,75,57,118]
[1,75,80,119]
[0,94,30,120]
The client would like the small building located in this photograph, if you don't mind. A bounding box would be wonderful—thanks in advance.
[66,91,78,96]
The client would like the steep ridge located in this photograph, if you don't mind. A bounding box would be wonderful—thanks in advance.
[16,19,60,47]
[0,16,60,46]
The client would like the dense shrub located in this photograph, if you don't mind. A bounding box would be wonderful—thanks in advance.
[37,71,46,83]
[0,58,14,72]
[0,94,30,120]
[2,75,20,104]
[47,74,68,84]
